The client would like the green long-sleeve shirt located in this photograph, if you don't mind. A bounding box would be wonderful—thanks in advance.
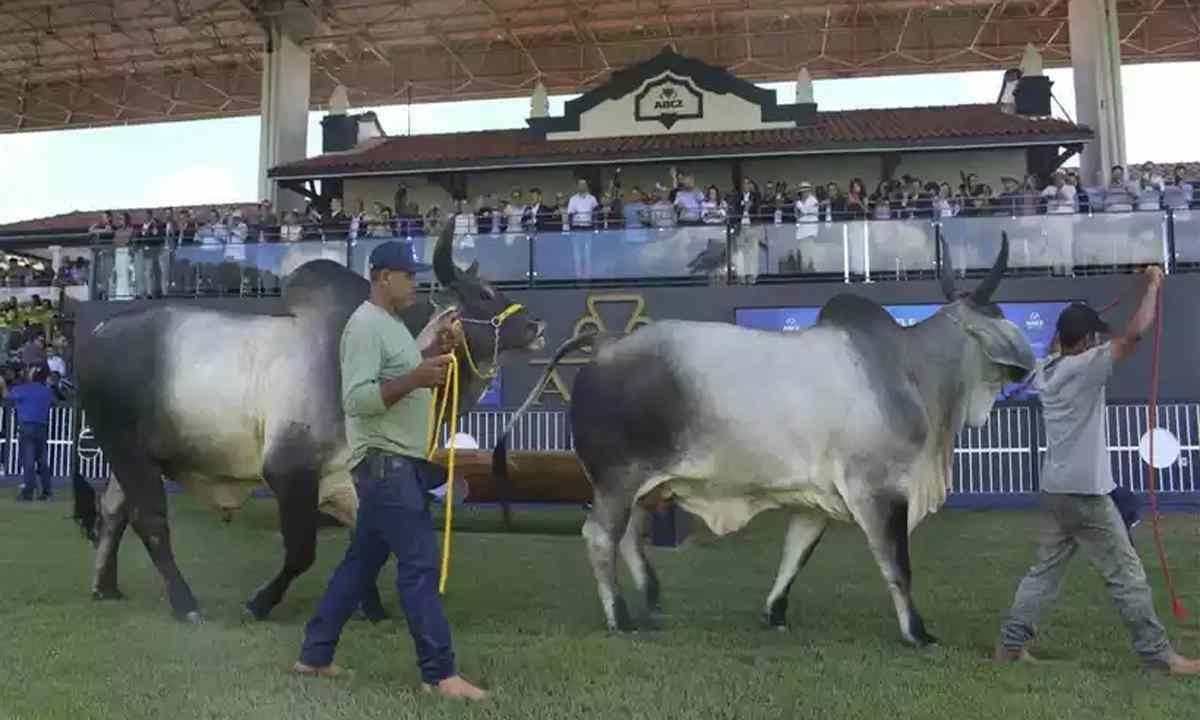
[340,300,431,468]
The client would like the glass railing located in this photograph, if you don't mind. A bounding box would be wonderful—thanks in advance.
[91,240,348,300]
[1175,210,1200,266]
[531,224,729,282]
[4,207,1199,302]
[940,211,1169,275]
[352,232,532,285]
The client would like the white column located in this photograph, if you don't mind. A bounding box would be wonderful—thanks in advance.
[1069,0,1126,187]
[258,21,311,213]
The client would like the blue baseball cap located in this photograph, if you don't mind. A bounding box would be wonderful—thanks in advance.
[368,240,431,274]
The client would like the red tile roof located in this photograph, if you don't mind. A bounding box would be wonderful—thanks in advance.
[270,104,1093,179]
[0,202,262,234]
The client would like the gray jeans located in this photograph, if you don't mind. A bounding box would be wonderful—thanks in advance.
[998,492,1173,667]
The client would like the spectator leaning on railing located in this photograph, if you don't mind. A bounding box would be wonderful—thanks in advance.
[1041,171,1077,214]
[10,364,55,502]
[1103,165,1138,213]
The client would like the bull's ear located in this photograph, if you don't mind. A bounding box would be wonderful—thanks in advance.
[963,315,1036,376]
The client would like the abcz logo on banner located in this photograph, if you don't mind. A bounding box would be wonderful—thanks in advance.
[634,74,704,129]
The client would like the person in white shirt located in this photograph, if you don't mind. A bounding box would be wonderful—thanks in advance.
[699,185,727,225]
[566,180,599,228]
[793,181,820,223]
[1134,162,1165,212]
[1041,172,1077,214]
[672,174,704,224]
[933,182,959,219]
[1039,172,1077,275]
[451,199,477,236]
[504,190,526,233]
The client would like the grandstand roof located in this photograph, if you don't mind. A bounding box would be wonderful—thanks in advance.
[271,104,1092,179]
[2,0,1198,134]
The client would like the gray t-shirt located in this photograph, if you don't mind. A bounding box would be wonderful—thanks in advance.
[1035,342,1116,495]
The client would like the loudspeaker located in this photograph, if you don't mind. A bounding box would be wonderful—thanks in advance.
[1014,76,1053,117]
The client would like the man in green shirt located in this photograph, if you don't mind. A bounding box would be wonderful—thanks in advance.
[293,240,487,701]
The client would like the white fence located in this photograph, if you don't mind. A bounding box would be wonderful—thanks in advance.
[4,403,1197,498]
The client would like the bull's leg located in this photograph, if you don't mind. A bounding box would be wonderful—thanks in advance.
[244,470,319,621]
[314,471,387,621]
[851,495,937,648]
[618,503,661,621]
[119,461,201,622]
[582,489,635,633]
[92,475,130,601]
[761,512,828,630]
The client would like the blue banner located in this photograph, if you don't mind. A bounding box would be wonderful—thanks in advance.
[734,300,1075,399]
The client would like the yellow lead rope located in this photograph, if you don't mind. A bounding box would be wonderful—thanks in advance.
[424,352,460,595]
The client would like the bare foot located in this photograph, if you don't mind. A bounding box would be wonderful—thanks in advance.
[291,661,346,678]
[1167,653,1200,675]
[993,645,1038,663]
[422,675,488,701]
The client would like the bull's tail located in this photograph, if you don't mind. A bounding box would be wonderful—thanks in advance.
[71,471,100,545]
[491,331,606,527]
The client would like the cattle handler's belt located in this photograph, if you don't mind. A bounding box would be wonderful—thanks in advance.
[358,447,448,494]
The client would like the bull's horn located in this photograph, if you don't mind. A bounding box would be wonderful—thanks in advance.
[432,221,458,285]
[971,231,1009,304]
[938,236,957,301]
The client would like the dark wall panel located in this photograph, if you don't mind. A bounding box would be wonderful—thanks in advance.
[73,272,1200,407]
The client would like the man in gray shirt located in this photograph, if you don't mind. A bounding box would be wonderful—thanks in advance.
[995,266,1200,674]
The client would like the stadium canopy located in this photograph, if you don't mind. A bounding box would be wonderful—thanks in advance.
[2,0,1198,134]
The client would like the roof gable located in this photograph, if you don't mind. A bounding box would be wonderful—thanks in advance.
[528,46,816,137]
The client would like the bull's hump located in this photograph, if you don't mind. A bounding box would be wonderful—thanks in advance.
[817,293,905,337]
[282,260,369,319]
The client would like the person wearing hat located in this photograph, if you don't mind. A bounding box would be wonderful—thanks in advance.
[994,266,1200,675]
[293,240,488,700]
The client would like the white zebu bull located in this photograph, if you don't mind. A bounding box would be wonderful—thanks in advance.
[75,226,545,622]
[498,234,1034,647]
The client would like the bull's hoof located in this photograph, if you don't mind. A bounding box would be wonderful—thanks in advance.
[760,609,790,632]
[902,630,939,649]
[242,601,270,622]
[92,588,126,601]
[183,611,204,625]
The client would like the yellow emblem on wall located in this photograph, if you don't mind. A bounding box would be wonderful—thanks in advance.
[529,293,652,403]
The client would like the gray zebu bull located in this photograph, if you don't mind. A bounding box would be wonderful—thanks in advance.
[75,226,544,622]
[498,234,1034,647]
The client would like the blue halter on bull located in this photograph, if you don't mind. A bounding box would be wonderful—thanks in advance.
[494,233,1035,646]
[72,223,544,623]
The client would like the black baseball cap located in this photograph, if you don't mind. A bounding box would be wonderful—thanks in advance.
[368,240,430,274]
[1056,302,1110,346]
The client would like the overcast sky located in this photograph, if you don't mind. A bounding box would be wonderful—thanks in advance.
[1,61,1196,225]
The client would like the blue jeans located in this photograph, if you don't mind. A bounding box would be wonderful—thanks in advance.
[299,451,455,684]
[19,422,51,499]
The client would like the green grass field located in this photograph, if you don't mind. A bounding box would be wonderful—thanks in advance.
[3,495,1200,720]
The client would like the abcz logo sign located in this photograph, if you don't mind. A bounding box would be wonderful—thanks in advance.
[634,74,703,129]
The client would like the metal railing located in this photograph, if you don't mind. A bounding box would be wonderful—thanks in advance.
[4,206,1200,301]
[11,402,1195,502]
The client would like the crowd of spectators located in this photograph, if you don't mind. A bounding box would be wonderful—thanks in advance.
[302,163,1200,241]
[77,163,1199,254]
[0,295,71,400]
[58,161,1200,296]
